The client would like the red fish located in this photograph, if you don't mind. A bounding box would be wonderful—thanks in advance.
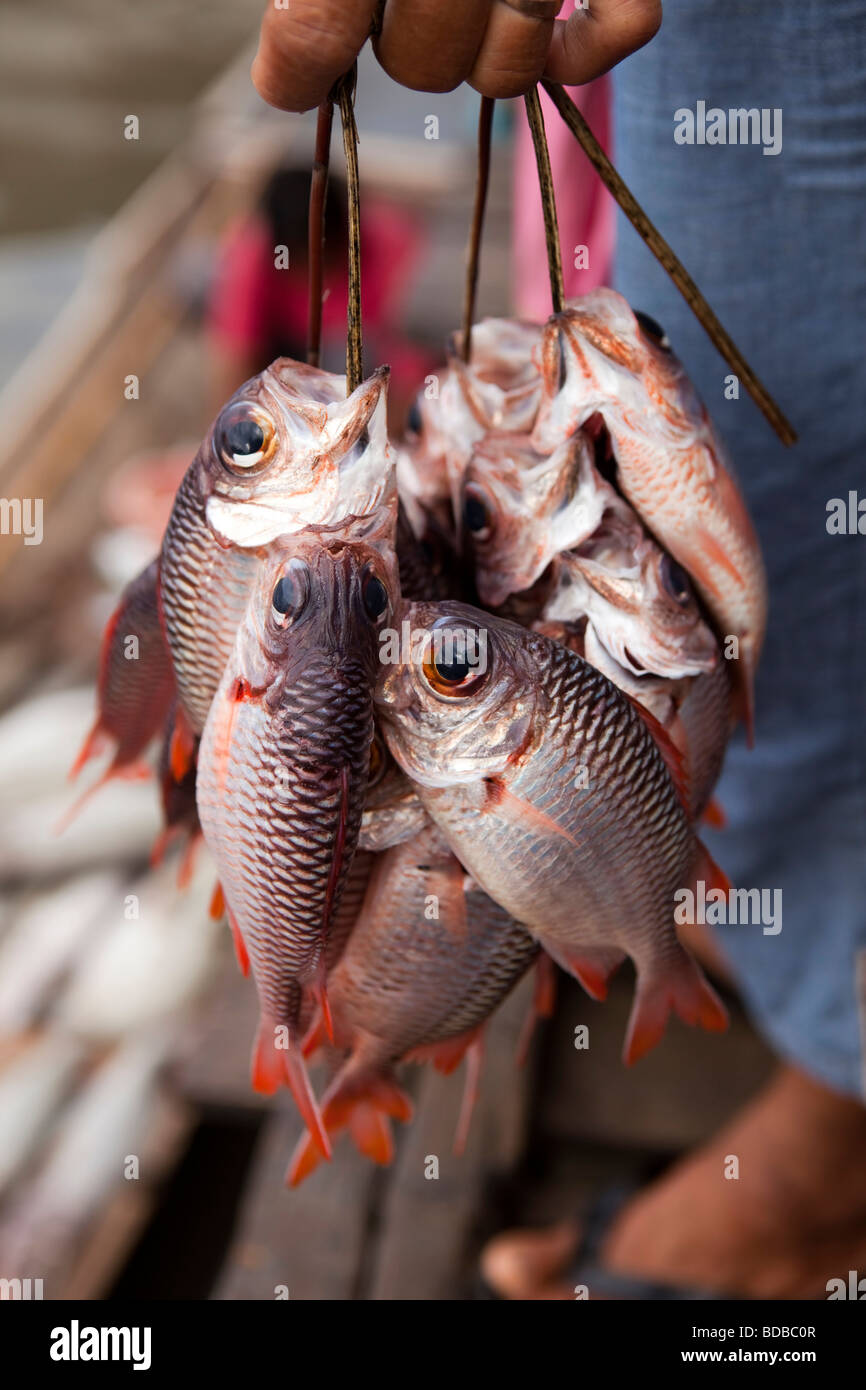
[288,820,537,1184]
[195,530,398,1157]
[377,601,729,1066]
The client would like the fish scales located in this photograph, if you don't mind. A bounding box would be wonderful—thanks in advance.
[376,602,727,1064]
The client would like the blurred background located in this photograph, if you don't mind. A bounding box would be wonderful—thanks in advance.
[0,0,774,1301]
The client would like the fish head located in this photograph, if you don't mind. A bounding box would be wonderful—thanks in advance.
[461,429,609,608]
[199,361,391,548]
[375,600,540,787]
[446,317,543,433]
[553,512,720,680]
[532,293,766,735]
[234,519,400,698]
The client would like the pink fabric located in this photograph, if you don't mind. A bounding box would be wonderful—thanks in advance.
[513,74,615,319]
[208,199,422,361]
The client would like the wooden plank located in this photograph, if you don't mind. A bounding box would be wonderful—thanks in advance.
[368,975,537,1301]
[213,1100,380,1302]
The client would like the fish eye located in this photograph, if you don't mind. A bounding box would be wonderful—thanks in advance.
[659,555,693,606]
[271,560,309,627]
[362,570,389,623]
[421,623,489,699]
[634,309,671,352]
[406,397,423,435]
[462,486,493,542]
[216,401,277,474]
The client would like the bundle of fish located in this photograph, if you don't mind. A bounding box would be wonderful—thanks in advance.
[70,289,766,1184]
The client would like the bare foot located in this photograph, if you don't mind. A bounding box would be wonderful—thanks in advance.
[481,1066,866,1300]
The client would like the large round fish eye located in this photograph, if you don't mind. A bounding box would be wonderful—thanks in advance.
[362,569,389,624]
[659,554,693,606]
[462,485,493,542]
[634,309,671,352]
[421,623,489,699]
[271,559,310,627]
[216,400,277,474]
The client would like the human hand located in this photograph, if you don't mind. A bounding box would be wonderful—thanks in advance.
[252,0,661,113]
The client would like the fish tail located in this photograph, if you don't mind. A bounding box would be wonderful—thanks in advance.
[53,759,151,835]
[251,1018,332,1161]
[68,718,109,782]
[515,953,557,1067]
[542,941,625,1002]
[623,950,728,1065]
[453,1035,485,1158]
[285,1063,411,1187]
[169,704,196,781]
[405,1025,481,1076]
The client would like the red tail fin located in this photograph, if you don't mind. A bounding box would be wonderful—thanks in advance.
[251,1020,331,1161]
[285,1065,412,1188]
[453,1036,484,1158]
[54,759,151,835]
[515,953,557,1066]
[623,950,728,1065]
[701,797,727,830]
[68,720,109,782]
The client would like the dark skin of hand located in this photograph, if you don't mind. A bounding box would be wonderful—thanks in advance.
[251,0,662,113]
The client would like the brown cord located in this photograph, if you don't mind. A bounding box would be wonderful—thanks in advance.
[524,87,564,315]
[307,101,333,369]
[460,96,495,365]
[541,79,797,446]
[336,67,363,394]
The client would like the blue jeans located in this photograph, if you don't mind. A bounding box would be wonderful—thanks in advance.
[612,0,866,1098]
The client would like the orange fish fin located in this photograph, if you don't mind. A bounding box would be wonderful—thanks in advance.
[311,967,334,1045]
[483,777,582,850]
[54,759,151,835]
[208,881,225,920]
[287,1065,410,1185]
[68,720,110,782]
[701,797,727,830]
[626,694,690,813]
[227,908,249,977]
[169,705,196,782]
[286,1130,325,1187]
[176,830,201,889]
[515,953,557,1066]
[405,1026,480,1076]
[693,838,733,898]
[453,1035,485,1157]
[251,1020,331,1160]
[301,1010,329,1059]
[623,951,729,1065]
[149,825,175,869]
[542,942,625,1002]
[348,1103,394,1166]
